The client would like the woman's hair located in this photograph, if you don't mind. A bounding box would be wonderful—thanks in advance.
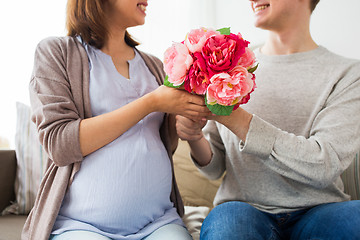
[66,0,139,49]
[310,0,320,12]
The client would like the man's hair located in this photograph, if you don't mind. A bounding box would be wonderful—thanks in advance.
[310,0,320,12]
[66,0,139,49]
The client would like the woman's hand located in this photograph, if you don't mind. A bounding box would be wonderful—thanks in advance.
[175,114,212,166]
[149,85,212,120]
[176,115,207,141]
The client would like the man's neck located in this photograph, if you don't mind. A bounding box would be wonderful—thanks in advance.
[261,21,318,55]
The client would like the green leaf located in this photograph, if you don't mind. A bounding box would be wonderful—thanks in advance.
[207,104,234,116]
[216,27,231,35]
[248,63,259,73]
[205,95,234,116]
[164,75,182,88]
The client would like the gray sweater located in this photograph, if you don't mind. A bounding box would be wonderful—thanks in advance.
[199,46,360,214]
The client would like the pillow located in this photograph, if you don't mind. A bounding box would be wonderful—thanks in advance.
[173,140,222,208]
[0,136,10,149]
[341,152,360,200]
[183,206,211,240]
[2,102,47,215]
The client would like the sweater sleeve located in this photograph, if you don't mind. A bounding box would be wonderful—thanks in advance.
[242,64,360,189]
[29,37,84,167]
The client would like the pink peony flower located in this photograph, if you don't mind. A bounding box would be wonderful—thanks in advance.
[229,65,255,98]
[207,73,240,106]
[163,42,194,86]
[185,28,220,53]
[237,47,256,69]
[237,72,256,105]
[202,33,249,76]
[186,52,210,95]
[207,66,255,106]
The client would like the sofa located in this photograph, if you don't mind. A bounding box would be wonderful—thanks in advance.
[1,139,360,240]
[0,103,359,240]
[0,139,222,240]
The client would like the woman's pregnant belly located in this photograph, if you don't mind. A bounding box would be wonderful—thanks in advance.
[57,127,174,234]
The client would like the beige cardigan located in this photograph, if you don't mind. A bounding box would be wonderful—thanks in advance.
[22,36,183,240]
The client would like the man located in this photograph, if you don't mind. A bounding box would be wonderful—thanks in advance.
[176,0,360,239]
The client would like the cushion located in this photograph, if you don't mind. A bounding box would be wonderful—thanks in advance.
[183,206,210,240]
[0,136,10,149]
[2,102,47,215]
[173,140,222,208]
[0,214,27,240]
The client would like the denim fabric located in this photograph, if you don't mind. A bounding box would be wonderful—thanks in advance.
[200,201,360,240]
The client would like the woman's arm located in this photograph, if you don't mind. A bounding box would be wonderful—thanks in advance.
[80,86,211,156]
[30,37,211,165]
[176,106,252,167]
[176,115,212,166]
[176,116,227,180]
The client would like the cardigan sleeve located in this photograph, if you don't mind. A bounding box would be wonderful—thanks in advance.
[29,37,86,167]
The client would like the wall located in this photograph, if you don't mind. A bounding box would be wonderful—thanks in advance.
[131,0,360,60]
[1,0,359,148]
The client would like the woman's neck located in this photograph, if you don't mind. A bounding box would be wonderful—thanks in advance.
[101,30,133,57]
[100,29,135,79]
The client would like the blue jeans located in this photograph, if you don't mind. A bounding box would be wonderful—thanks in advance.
[200,201,360,240]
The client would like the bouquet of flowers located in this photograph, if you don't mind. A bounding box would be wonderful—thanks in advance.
[163,27,258,116]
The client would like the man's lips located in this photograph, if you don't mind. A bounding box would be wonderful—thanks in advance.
[254,4,270,13]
